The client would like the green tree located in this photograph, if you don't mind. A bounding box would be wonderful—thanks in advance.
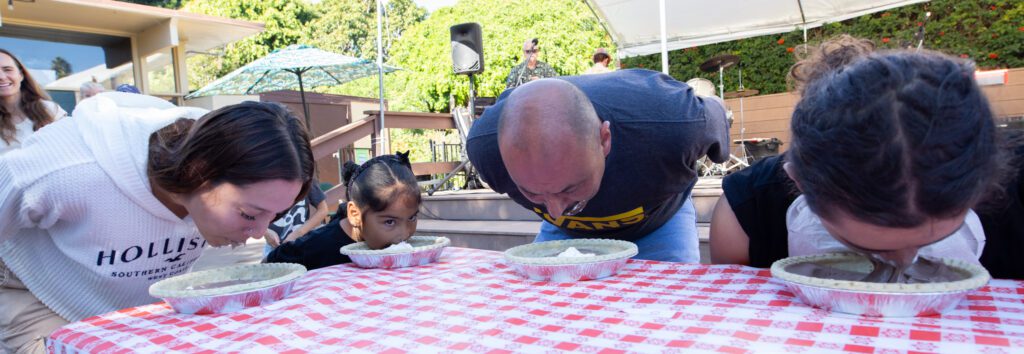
[50,56,72,79]
[304,0,426,62]
[329,0,613,113]
[183,0,318,90]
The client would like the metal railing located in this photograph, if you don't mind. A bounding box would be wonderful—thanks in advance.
[310,110,460,204]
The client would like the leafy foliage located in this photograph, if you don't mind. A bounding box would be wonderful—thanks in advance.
[304,0,426,62]
[327,0,614,113]
[183,0,318,90]
[621,0,1024,96]
[182,0,426,92]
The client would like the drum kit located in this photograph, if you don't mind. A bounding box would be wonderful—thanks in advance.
[691,54,761,177]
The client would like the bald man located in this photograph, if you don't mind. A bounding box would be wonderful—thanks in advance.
[467,69,730,262]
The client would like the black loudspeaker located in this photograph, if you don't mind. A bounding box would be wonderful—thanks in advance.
[450,22,484,75]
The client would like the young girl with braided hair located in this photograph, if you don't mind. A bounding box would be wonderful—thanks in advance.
[266,151,422,270]
[710,36,1024,280]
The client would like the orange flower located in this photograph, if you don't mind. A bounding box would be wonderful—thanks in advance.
[786,47,795,53]
[777,38,785,45]
[960,54,969,59]
[989,53,998,59]
[916,22,923,27]
[939,31,945,36]
[881,12,890,17]
[882,37,890,43]
[990,5,996,10]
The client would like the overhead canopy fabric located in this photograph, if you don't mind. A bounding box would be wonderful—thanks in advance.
[586,0,928,58]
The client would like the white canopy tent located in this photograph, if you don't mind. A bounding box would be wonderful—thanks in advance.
[584,0,928,72]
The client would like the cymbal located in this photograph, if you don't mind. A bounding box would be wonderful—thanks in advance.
[724,88,759,98]
[699,54,740,72]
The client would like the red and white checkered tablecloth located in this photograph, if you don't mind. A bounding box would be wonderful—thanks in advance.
[49,247,1024,353]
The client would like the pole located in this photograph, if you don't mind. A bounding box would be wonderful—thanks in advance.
[916,12,931,51]
[797,0,808,44]
[297,70,312,131]
[468,74,477,122]
[375,0,388,155]
[658,0,668,75]
[738,67,746,160]
[718,65,724,99]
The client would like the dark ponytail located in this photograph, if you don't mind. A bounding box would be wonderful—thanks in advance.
[344,151,420,213]
[148,101,315,203]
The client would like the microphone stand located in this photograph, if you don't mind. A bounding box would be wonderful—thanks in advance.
[915,12,931,51]
[513,51,535,88]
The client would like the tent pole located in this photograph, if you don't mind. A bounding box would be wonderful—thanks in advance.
[658,0,668,75]
[376,0,388,155]
[797,0,808,43]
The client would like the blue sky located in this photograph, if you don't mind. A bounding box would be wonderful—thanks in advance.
[0,37,106,75]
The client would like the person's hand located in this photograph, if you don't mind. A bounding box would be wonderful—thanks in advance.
[263,229,281,248]
[529,76,540,81]
[282,229,307,244]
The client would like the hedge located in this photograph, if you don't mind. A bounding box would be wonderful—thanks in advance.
[621,0,1023,96]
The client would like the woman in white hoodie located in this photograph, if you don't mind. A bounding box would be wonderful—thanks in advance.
[0,94,314,353]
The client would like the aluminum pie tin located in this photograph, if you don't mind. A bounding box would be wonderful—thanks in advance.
[504,239,638,282]
[148,263,306,315]
[771,252,990,317]
[339,236,450,269]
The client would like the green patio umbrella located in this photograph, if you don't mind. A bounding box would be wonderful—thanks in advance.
[186,44,400,130]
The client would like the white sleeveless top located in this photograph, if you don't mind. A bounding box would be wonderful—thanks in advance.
[786,195,986,265]
[0,100,68,155]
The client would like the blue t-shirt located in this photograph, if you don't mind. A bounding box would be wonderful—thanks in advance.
[467,69,729,241]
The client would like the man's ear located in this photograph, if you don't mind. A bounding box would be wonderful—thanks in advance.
[599,121,612,157]
[782,161,803,192]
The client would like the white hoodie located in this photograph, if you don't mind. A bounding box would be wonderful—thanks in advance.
[0,93,209,322]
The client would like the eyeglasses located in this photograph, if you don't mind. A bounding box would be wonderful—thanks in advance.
[524,49,539,54]
[563,200,588,216]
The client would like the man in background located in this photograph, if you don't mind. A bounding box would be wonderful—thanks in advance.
[583,48,613,75]
[505,38,558,89]
[79,82,104,99]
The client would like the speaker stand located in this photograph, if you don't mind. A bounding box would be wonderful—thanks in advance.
[468,73,477,119]
[428,74,484,195]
